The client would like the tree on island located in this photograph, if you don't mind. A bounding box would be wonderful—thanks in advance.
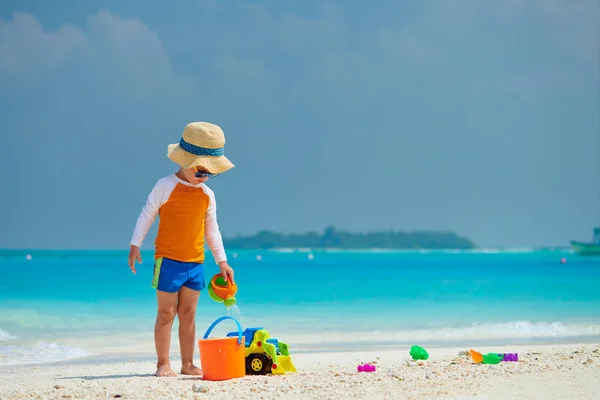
[222,226,476,250]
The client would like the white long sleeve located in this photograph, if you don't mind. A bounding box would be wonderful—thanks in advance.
[129,176,176,248]
[204,188,228,264]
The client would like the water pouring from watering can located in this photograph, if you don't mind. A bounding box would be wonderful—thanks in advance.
[208,273,238,308]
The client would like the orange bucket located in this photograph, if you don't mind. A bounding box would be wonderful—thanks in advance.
[198,316,246,381]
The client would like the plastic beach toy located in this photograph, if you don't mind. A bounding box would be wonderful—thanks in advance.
[207,273,238,307]
[357,363,376,372]
[469,350,515,364]
[489,353,519,362]
[198,316,246,381]
[410,345,429,360]
[482,353,502,364]
[225,326,297,375]
[470,349,483,363]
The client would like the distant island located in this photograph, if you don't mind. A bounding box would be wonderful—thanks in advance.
[223,226,477,250]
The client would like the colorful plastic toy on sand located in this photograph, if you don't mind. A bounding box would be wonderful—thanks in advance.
[488,352,519,362]
[469,349,483,363]
[410,345,429,360]
[482,353,502,364]
[470,349,502,364]
[198,316,246,381]
[207,273,238,307]
[357,363,376,372]
[226,327,297,376]
[502,353,519,362]
[469,349,515,364]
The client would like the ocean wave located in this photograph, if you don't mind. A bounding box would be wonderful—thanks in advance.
[0,328,17,341]
[0,342,91,366]
[278,320,600,345]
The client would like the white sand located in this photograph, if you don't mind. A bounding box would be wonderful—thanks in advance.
[1,343,599,400]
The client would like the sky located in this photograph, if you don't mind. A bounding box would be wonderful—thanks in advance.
[0,0,598,249]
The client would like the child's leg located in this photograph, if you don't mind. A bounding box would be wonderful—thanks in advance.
[154,290,178,377]
[151,257,191,376]
[177,285,201,375]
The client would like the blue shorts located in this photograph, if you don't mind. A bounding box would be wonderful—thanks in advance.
[151,257,205,292]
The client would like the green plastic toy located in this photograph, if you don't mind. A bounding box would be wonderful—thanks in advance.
[482,353,502,364]
[279,342,290,356]
[410,345,429,360]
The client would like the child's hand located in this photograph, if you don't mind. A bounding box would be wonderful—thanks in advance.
[218,261,235,283]
[128,245,142,274]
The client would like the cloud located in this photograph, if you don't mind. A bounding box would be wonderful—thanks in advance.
[404,0,599,99]
[0,10,192,93]
[86,11,171,85]
[423,0,599,65]
[190,1,440,68]
[0,13,86,78]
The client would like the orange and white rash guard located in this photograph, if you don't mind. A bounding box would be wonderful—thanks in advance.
[130,174,227,264]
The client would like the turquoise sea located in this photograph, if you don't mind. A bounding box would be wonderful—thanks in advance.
[1,249,599,366]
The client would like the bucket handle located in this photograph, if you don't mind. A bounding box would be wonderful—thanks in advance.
[202,316,243,345]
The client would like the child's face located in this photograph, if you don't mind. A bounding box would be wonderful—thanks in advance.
[181,166,216,184]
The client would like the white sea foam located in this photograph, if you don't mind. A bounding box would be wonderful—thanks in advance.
[0,320,596,363]
[0,342,91,366]
[0,328,17,341]
[274,320,600,347]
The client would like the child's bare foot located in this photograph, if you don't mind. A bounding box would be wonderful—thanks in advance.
[155,363,177,377]
[181,363,203,376]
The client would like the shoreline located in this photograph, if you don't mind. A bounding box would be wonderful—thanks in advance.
[2,343,599,400]
[4,335,600,369]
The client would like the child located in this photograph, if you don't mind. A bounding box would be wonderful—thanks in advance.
[127,121,235,377]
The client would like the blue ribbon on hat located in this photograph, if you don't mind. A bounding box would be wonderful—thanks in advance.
[179,138,224,156]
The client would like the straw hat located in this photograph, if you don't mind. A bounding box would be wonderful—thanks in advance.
[167,122,234,173]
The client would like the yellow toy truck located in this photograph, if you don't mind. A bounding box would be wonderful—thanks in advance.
[227,327,297,375]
